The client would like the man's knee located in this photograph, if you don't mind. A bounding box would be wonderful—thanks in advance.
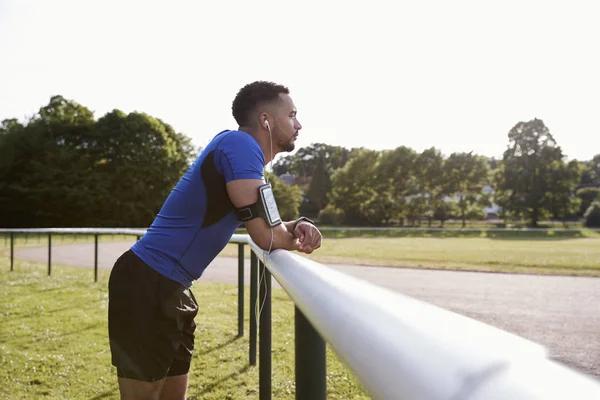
[159,374,189,400]
[118,377,164,400]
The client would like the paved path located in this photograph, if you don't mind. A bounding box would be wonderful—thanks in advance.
[14,240,600,379]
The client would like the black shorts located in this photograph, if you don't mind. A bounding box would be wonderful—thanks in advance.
[108,250,199,382]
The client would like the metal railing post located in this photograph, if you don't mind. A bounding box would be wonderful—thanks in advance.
[94,234,99,282]
[259,260,272,400]
[48,233,52,276]
[295,306,326,400]
[238,243,244,338]
[250,252,258,366]
[10,233,14,271]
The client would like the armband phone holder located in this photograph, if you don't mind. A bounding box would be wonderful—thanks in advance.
[235,183,282,227]
[259,183,282,227]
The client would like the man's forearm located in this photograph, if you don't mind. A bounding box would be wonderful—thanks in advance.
[258,222,298,251]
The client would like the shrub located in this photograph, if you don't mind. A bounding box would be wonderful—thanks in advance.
[318,205,345,225]
[584,201,600,228]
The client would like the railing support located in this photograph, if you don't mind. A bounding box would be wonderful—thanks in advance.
[295,306,327,400]
[259,260,272,400]
[249,252,258,366]
[48,233,52,276]
[10,233,14,271]
[94,234,99,282]
[237,243,244,338]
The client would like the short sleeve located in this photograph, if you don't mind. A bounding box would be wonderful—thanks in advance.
[215,131,265,183]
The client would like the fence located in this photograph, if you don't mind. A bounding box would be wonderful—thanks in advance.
[2,228,600,399]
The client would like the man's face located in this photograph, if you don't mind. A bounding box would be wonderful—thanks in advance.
[271,94,302,153]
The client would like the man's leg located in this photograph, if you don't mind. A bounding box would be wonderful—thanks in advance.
[159,374,189,400]
[117,377,165,400]
[158,289,198,400]
[108,251,181,399]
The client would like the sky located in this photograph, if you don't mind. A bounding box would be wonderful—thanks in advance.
[1,0,599,162]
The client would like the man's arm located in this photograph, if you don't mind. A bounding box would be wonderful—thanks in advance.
[226,179,302,251]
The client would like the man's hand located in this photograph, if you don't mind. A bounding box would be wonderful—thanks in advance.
[293,221,322,254]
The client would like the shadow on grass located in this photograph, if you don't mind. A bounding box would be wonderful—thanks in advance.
[45,305,83,315]
[189,365,251,399]
[196,336,241,357]
[58,322,103,337]
[89,388,118,400]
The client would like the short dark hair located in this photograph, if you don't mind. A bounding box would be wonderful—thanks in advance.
[232,81,290,126]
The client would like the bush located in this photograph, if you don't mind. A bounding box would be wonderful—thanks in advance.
[318,205,345,225]
[584,201,600,228]
[577,187,600,218]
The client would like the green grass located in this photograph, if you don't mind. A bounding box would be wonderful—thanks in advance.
[222,230,600,277]
[0,258,370,400]
[304,236,600,276]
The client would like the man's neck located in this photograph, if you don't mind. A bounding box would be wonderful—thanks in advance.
[238,125,278,166]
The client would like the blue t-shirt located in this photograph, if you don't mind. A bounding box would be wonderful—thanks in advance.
[130,130,264,287]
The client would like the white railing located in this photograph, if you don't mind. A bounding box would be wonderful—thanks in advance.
[251,241,600,399]
[2,228,600,399]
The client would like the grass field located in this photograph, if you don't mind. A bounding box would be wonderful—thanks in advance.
[220,230,600,277]
[0,258,369,400]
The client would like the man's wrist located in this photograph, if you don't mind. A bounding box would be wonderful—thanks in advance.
[292,216,315,231]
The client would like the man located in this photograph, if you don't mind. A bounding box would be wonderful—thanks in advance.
[108,81,322,400]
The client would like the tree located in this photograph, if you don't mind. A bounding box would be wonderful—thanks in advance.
[414,148,445,227]
[444,152,491,227]
[377,146,418,225]
[93,110,196,226]
[434,199,458,227]
[329,149,380,225]
[0,96,196,228]
[275,143,350,220]
[576,187,600,218]
[0,118,24,135]
[305,155,332,215]
[318,204,345,225]
[265,172,303,221]
[360,186,399,226]
[494,118,573,227]
[0,97,99,227]
[273,143,349,178]
[582,154,600,185]
[584,201,600,228]
[405,195,427,227]
[547,160,582,225]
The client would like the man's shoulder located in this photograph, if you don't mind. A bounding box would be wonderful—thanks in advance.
[214,130,261,151]
[202,130,264,181]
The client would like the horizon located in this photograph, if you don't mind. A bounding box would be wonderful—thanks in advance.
[1,0,598,162]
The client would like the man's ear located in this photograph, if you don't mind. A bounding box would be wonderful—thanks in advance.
[259,112,271,130]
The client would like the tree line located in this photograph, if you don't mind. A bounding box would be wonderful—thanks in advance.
[1,95,599,228]
[274,122,600,228]
[0,96,196,227]
[0,95,303,228]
